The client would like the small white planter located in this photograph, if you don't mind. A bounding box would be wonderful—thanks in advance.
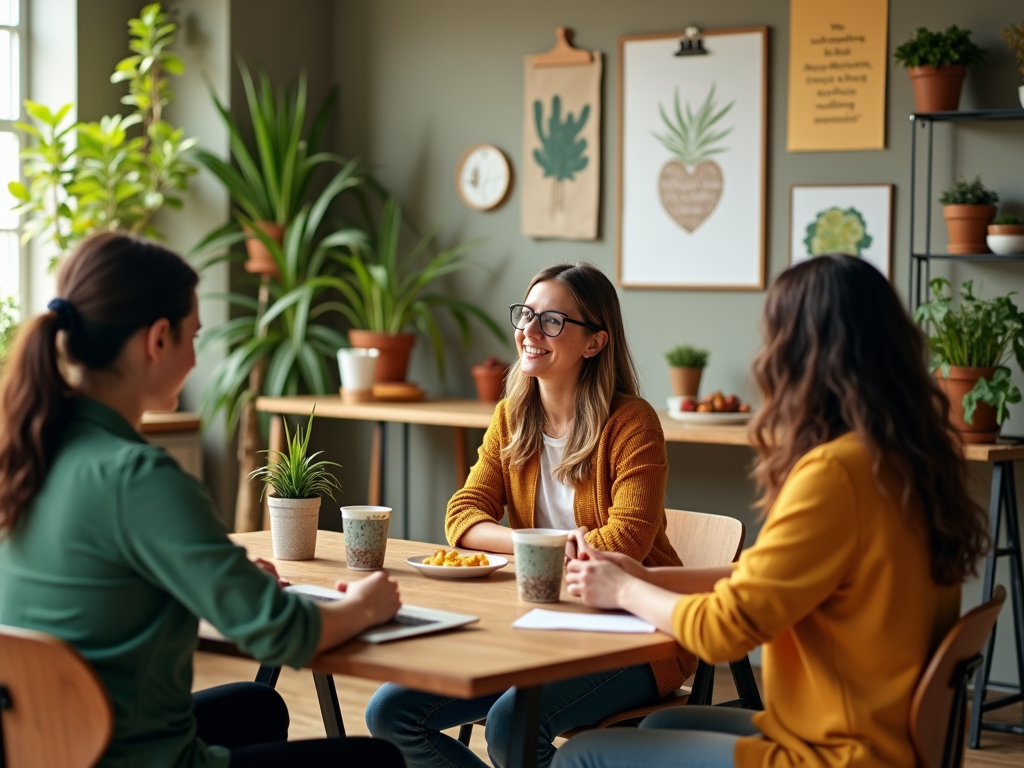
[1019,85,1024,109]
[268,496,321,560]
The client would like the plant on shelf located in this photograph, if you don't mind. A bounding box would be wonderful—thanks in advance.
[939,177,999,255]
[249,409,340,560]
[915,278,1024,443]
[195,64,340,277]
[9,3,196,267]
[988,213,1024,256]
[664,344,709,398]
[893,25,986,113]
[326,195,506,383]
[1003,18,1024,107]
[0,295,19,371]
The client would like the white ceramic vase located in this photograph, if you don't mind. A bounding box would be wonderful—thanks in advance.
[1019,85,1024,109]
[268,496,321,560]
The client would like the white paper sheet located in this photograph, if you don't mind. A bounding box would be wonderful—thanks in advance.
[512,608,656,634]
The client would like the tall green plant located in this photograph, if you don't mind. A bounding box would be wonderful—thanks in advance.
[915,278,1024,424]
[199,161,366,429]
[195,65,338,225]
[323,195,506,376]
[8,4,196,263]
[533,95,589,213]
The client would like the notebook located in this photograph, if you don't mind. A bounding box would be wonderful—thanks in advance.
[285,583,479,643]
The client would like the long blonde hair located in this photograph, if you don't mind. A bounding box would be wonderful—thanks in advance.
[503,263,639,484]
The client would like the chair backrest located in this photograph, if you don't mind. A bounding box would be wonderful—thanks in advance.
[665,509,745,567]
[0,624,112,768]
[909,585,1006,768]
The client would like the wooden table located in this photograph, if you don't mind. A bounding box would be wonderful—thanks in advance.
[200,531,684,768]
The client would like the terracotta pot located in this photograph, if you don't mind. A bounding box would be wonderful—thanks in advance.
[472,364,508,402]
[668,366,703,397]
[348,330,416,383]
[943,205,996,255]
[935,366,1000,444]
[243,221,285,277]
[988,224,1024,236]
[908,65,966,113]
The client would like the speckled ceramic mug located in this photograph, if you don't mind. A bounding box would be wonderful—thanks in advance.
[341,506,391,570]
[511,528,568,602]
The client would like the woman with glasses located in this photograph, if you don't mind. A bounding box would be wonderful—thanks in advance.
[366,263,696,768]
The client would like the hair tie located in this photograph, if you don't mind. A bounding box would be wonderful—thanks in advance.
[47,298,80,331]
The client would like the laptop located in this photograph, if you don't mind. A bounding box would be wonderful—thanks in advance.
[285,583,479,643]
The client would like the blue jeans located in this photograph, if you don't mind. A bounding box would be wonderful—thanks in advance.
[365,663,659,768]
[551,707,762,768]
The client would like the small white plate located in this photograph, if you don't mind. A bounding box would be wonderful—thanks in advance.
[666,410,753,425]
[406,552,509,579]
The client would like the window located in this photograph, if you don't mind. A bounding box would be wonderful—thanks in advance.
[0,0,25,301]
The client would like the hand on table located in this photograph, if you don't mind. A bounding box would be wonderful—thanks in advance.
[336,571,402,629]
[253,557,290,587]
[565,558,635,610]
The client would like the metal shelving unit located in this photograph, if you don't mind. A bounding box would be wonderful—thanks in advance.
[907,108,1024,310]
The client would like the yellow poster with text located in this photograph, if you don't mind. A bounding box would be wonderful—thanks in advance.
[787,0,888,151]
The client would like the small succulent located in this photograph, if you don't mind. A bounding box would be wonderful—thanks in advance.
[665,345,709,368]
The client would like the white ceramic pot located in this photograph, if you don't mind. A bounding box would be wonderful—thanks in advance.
[987,233,1024,255]
[268,496,321,560]
[337,347,379,403]
[1019,85,1024,109]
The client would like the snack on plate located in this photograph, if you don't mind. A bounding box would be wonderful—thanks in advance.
[680,391,752,414]
[422,549,491,567]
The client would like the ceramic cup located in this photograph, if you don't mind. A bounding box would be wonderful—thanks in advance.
[511,528,568,602]
[337,348,380,403]
[341,506,391,570]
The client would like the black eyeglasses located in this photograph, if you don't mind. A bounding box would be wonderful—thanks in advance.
[509,304,604,338]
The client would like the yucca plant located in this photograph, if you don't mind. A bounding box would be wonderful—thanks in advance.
[195,64,338,226]
[249,409,340,500]
[321,195,506,377]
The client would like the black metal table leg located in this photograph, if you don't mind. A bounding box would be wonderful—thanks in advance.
[403,422,410,539]
[505,686,543,768]
[969,461,1024,747]
[255,665,281,687]
[313,671,346,737]
[378,420,387,508]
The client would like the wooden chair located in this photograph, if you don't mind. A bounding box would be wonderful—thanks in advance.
[0,625,112,768]
[910,585,1006,768]
[458,509,761,745]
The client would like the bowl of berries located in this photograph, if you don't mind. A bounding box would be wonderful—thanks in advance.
[667,391,752,424]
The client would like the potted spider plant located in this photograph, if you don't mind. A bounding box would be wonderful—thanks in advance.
[665,344,709,398]
[940,177,999,255]
[249,409,341,560]
[893,25,986,113]
[195,64,340,277]
[326,195,506,383]
[915,278,1024,443]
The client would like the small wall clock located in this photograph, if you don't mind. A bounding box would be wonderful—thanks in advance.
[455,144,512,211]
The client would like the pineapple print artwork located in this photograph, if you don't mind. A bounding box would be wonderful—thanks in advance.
[653,84,735,233]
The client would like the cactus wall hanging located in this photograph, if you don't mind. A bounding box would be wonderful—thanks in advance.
[522,28,601,240]
[618,28,767,290]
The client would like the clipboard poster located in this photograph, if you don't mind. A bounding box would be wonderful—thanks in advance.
[617,28,767,290]
[787,0,888,152]
[521,31,602,241]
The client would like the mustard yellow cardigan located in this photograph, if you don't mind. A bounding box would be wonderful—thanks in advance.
[447,395,697,696]
[673,433,961,768]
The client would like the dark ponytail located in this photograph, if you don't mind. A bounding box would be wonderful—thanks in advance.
[0,232,198,534]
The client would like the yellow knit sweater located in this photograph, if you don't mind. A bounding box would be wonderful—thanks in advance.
[447,395,697,695]
[673,433,961,768]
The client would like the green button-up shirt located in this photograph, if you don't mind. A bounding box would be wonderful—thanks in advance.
[0,399,321,768]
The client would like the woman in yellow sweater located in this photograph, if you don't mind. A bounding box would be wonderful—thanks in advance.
[556,254,991,768]
[366,263,696,768]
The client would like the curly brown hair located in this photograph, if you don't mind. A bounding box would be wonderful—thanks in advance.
[750,255,989,586]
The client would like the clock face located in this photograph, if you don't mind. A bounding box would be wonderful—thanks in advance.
[455,144,511,211]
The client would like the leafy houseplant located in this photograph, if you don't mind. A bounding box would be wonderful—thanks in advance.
[665,344,710,398]
[9,4,196,266]
[939,177,999,255]
[915,278,1024,443]
[893,26,986,113]
[328,195,506,383]
[195,65,339,277]
[1003,18,1024,107]
[249,409,340,560]
[988,213,1024,256]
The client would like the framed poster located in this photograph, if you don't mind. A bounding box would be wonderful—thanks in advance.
[617,28,767,290]
[789,183,893,278]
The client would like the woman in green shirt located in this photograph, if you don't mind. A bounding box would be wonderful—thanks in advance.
[0,232,406,768]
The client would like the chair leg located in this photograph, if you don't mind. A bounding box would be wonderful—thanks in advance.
[458,723,474,746]
[255,665,281,687]
[728,658,763,711]
[688,661,714,705]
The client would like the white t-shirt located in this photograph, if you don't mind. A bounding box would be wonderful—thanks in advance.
[534,433,576,530]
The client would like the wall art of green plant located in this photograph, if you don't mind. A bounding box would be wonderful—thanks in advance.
[804,207,873,257]
[8,3,196,266]
[532,95,589,214]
